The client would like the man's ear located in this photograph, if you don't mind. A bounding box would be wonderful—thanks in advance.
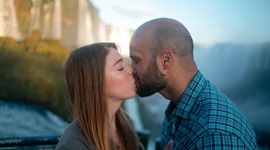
[161,50,174,70]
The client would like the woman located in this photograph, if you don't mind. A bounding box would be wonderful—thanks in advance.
[56,43,144,150]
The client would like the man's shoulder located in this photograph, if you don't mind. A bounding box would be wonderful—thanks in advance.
[188,130,257,150]
[187,92,256,149]
[192,91,251,133]
[195,80,238,117]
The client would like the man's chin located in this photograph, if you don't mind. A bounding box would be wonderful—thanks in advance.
[136,90,156,97]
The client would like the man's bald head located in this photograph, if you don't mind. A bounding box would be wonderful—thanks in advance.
[131,18,194,67]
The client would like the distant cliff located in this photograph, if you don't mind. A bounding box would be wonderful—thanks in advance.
[0,0,133,56]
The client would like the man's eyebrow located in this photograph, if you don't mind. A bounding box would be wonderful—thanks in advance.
[130,56,137,60]
[113,58,123,66]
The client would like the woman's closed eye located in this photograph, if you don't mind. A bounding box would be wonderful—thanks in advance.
[118,67,124,71]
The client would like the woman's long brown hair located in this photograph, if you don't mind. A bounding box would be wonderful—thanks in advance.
[65,43,141,150]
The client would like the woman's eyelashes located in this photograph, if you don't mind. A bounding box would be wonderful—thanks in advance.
[117,63,124,71]
[118,67,124,71]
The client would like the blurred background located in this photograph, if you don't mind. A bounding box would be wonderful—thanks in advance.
[0,0,269,149]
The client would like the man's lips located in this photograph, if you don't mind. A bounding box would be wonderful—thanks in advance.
[134,78,139,89]
[133,74,140,89]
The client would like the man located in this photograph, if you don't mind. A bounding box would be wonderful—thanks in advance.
[129,18,257,149]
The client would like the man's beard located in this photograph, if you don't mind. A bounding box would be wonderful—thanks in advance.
[135,61,167,97]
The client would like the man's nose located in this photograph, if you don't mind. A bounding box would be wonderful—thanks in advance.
[131,62,136,70]
[127,65,134,75]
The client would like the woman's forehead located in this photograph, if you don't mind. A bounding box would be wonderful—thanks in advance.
[106,48,122,67]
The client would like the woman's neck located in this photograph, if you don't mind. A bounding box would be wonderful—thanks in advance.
[108,100,121,124]
[108,99,122,144]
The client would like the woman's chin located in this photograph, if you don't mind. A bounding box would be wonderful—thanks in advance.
[126,92,136,100]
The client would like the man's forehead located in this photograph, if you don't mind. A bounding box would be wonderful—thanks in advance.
[130,47,152,61]
[129,49,140,59]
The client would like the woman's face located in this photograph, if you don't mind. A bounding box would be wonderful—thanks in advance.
[105,48,136,101]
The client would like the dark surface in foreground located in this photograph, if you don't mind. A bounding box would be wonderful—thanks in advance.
[0,136,59,150]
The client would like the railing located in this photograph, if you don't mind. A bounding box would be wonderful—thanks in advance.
[0,136,59,150]
[137,130,150,149]
[155,137,161,150]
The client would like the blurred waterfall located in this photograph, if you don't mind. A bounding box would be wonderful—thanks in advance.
[33,0,61,39]
[195,44,270,132]
[77,0,94,46]
[0,0,21,40]
[50,0,62,39]
[29,0,41,36]
[0,0,133,57]
[42,2,53,38]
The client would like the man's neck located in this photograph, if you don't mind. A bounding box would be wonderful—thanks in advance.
[160,69,198,104]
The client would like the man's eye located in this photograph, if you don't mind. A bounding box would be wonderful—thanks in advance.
[118,67,124,71]
[133,59,139,64]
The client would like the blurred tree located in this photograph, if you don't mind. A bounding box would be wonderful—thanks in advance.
[0,33,73,122]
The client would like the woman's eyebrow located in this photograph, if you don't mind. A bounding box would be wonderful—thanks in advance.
[113,58,123,66]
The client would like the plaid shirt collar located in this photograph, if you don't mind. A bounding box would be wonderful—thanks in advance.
[165,70,206,119]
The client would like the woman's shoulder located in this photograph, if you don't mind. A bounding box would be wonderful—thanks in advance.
[55,119,93,150]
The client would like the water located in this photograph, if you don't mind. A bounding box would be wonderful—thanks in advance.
[0,99,68,138]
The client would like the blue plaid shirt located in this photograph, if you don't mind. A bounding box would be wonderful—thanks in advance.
[161,71,257,149]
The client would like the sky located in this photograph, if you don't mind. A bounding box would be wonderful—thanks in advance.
[90,0,270,47]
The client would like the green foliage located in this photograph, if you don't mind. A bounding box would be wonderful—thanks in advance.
[0,33,73,122]
[24,30,41,52]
